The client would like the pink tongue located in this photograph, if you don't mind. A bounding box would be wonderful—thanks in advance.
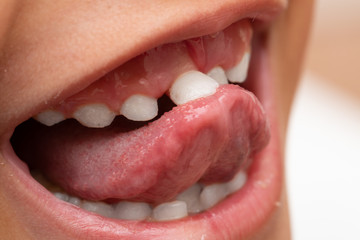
[16,85,269,203]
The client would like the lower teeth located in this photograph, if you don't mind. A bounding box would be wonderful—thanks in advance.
[52,170,247,222]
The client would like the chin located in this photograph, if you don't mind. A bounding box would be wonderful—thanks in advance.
[0,0,313,239]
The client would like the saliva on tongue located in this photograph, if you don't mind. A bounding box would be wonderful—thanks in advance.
[12,85,269,204]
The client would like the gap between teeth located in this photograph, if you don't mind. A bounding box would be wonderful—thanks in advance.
[53,171,247,222]
[34,51,250,128]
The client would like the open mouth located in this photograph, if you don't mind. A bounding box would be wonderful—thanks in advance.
[0,2,287,239]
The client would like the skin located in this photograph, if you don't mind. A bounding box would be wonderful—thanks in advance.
[0,0,314,239]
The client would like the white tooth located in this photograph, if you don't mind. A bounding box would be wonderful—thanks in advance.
[200,183,229,209]
[113,201,152,220]
[54,192,81,207]
[225,51,251,83]
[226,171,247,194]
[53,192,69,202]
[120,94,158,121]
[169,70,219,105]
[152,200,188,221]
[35,110,65,126]
[73,103,116,128]
[81,201,114,218]
[68,196,81,207]
[176,184,204,213]
[207,67,228,85]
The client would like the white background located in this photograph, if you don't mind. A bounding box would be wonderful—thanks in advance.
[287,72,360,240]
[286,0,360,239]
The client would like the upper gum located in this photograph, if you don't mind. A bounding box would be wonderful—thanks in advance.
[55,42,197,117]
[36,20,253,120]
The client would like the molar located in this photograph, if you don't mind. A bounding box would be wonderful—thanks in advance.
[73,103,116,128]
[169,70,219,105]
[225,51,251,83]
[34,110,65,126]
[120,94,158,121]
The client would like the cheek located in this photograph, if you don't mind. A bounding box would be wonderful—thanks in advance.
[0,0,18,49]
[268,0,314,135]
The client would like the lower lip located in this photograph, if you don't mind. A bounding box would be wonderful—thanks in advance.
[0,36,282,239]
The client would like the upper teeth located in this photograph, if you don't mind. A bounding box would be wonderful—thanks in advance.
[73,103,116,128]
[35,110,65,126]
[120,94,158,121]
[34,51,250,128]
[225,51,251,83]
[169,70,219,105]
[206,66,228,85]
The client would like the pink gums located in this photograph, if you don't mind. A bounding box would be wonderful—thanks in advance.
[53,20,252,116]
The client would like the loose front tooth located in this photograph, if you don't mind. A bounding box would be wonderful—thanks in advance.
[226,171,247,194]
[200,183,229,209]
[120,94,158,121]
[152,200,188,221]
[35,110,65,126]
[169,70,219,105]
[207,66,228,85]
[225,51,251,83]
[81,201,114,218]
[73,103,116,128]
[176,184,204,213]
[114,201,152,220]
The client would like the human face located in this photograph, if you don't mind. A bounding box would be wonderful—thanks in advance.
[0,0,313,239]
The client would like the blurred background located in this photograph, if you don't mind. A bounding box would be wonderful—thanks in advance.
[286,0,360,239]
